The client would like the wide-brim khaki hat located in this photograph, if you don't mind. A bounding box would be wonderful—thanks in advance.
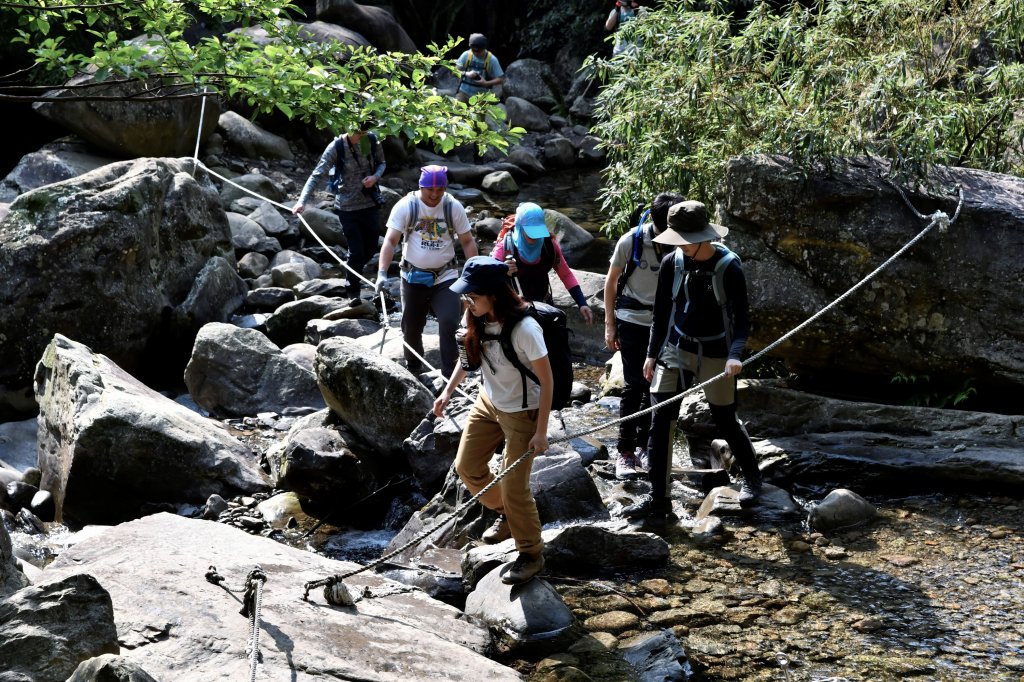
[653,200,728,245]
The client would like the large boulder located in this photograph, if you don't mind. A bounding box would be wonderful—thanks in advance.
[217,111,294,161]
[40,513,521,681]
[1,521,29,597]
[0,157,234,418]
[32,71,219,158]
[315,336,434,454]
[34,334,270,524]
[184,322,325,417]
[315,0,417,53]
[500,59,560,108]
[0,139,115,202]
[720,155,1024,397]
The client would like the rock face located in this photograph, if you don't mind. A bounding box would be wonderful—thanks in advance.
[34,335,270,524]
[1,521,29,597]
[0,573,119,682]
[720,155,1024,399]
[315,0,418,53]
[737,380,1024,494]
[41,513,521,681]
[32,73,219,158]
[0,157,234,416]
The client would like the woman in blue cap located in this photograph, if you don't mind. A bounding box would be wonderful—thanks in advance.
[491,202,594,324]
[433,255,551,585]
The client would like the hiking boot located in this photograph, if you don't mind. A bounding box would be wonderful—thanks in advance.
[635,448,650,473]
[482,515,511,544]
[347,297,363,308]
[738,478,763,507]
[501,552,545,585]
[615,452,639,480]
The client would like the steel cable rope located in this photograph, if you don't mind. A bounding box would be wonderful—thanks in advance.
[301,185,963,603]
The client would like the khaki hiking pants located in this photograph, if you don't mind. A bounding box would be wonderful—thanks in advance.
[455,391,543,556]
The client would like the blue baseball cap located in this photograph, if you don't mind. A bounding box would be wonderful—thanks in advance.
[450,256,510,294]
[515,202,549,239]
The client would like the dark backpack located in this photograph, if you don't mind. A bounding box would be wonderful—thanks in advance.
[492,301,574,410]
[615,209,651,299]
[671,243,740,347]
[326,132,383,202]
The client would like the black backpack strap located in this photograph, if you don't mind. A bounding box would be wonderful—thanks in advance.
[332,136,347,180]
[616,224,645,298]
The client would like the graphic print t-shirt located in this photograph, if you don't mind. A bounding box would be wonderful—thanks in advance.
[386,193,471,283]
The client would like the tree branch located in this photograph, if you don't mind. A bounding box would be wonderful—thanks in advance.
[0,1,127,9]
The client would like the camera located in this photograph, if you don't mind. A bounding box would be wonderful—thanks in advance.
[455,329,480,371]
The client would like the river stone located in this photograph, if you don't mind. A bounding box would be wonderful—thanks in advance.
[66,654,159,682]
[41,513,519,681]
[0,573,118,681]
[265,295,346,346]
[481,170,519,194]
[316,336,434,454]
[808,488,878,533]
[0,139,114,201]
[465,564,573,647]
[173,255,249,335]
[620,629,690,682]
[35,334,269,524]
[0,157,233,418]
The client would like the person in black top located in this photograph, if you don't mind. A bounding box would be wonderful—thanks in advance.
[630,201,762,524]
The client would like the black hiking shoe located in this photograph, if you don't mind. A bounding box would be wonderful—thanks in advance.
[501,552,545,585]
[622,495,675,524]
[738,478,763,507]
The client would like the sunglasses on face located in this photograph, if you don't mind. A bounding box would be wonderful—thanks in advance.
[461,294,481,305]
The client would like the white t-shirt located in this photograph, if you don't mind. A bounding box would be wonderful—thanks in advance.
[609,225,663,326]
[480,315,548,412]
[386,192,472,284]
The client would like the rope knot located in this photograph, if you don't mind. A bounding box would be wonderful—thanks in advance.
[930,210,950,233]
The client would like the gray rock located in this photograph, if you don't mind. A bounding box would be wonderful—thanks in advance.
[313,0,417,52]
[294,277,350,299]
[721,155,1024,396]
[620,629,690,681]
[217,110,294,161]
[246,286,295,310]
[0,573,118,681]
[577,136,607,165]
[403,398,473,496]
[504,96,552,132]
[305,317,381,345]
[35,334,269,524]
[315,336,434,454]
[297,205,346,246]
[543,136,576,169]
[0,139,114,200]
[173,256,249,333]
[184,322,325,417]
[464,564,573,646]
[265,295,347,346]
[507,147,546,177]
[808,488,879,533]
[237,250,270,278]
[219,171,286,205]
[66,654,158,682]
[265,424,385,504]
[40,513,519,681]
[246,200,295,239]
[481,170,519,194]
[227,211,280,253]
[0,521,29,597]
[532,453,610,524]
[0,158,233,419]
[500,59,560,108]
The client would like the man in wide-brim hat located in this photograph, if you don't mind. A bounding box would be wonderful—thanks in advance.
[624,200,764,524]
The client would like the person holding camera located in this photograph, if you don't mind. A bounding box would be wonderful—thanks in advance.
[603,192,682,480]
[455,34,505,103]
[605,0,644,56]
[377,165,478,377]
[294,124,386,306]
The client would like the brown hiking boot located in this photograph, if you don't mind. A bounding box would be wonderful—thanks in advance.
[501,552,545,585]
[482,515,511,544]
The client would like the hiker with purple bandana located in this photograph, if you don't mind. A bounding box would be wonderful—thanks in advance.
[377,165,478,376]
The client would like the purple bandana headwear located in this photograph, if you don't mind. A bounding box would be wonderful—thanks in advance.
[419,165,448,188]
